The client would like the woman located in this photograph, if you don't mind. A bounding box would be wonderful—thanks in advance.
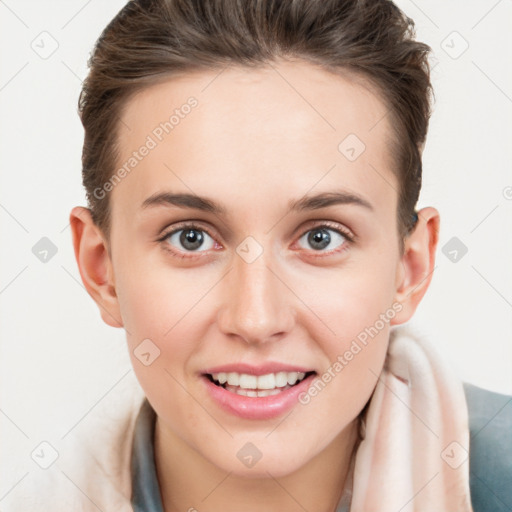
[33,0,510,510]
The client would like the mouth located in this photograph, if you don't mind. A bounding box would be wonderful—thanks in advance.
[204,370,317,397]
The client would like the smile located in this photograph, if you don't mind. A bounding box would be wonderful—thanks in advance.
[206,371,314,397]
[201,366,318,420]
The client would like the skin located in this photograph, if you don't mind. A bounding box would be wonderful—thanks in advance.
[70,59,439,512]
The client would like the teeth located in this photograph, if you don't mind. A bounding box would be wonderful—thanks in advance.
[257,389,281,397]
[275,372,288,387]
[257,373,275,389]
[211,371,308,390]
[239,374,258,388]
[225,384,291,397]
[288,372,306,385]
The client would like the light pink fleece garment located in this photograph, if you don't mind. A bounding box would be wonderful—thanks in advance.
[350,327,473,512]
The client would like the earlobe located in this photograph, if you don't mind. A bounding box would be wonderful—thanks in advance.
[391,207,440,325]
[69,206,123,328]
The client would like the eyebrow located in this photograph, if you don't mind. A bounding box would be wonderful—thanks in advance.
[289,191,373,212]
[141,190,373,214]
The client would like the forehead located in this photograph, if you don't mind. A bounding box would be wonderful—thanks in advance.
[112,59,397,218]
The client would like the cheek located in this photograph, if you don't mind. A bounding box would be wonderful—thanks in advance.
[113,266,198,396]
[300,254,397,406]
[298,275,394,432]
[303,255,398,343]
[116,270,206,422]
[115,253,205,342]
[302,331,388,438]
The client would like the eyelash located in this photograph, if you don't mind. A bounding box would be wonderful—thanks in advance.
[157,220,355,260]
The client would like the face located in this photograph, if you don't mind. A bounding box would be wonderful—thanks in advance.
[106,60,405,476]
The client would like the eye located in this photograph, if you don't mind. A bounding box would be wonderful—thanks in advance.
[159,224,217,254]
[296,224,352,254]
[158,221,353,259]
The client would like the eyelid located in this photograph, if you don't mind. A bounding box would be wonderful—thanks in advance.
[157,220,218,242]
[296,219,355,244]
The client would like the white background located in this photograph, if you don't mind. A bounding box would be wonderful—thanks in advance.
[1,0,511,507]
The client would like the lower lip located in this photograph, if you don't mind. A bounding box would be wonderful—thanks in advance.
[201,373,316,420]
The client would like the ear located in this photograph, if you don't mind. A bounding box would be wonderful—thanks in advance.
[69,206,123,328]
[390,206,440,325]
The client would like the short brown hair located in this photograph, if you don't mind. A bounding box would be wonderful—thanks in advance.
[79,0,433,247]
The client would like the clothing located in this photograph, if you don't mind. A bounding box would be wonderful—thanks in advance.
[12,326,511,511]
[131,327,512,512]
[350,326,474,511]
[131,386,512,512]
[465,382,512,511]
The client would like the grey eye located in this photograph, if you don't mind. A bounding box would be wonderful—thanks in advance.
[297,228,346,251]
[166,228,215,252]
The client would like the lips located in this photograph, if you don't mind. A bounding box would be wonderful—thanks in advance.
[200,363,317,419]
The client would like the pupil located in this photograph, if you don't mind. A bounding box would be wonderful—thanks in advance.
[308,229,330,250]
[181,229,203,250]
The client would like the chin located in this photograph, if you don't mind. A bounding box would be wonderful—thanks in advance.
[208,444,310,479]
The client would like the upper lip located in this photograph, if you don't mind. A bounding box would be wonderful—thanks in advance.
[202,362,315,376]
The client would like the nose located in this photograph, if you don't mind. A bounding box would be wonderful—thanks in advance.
[216,247,295,345]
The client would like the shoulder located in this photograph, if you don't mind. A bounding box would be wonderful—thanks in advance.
[462,382,512,512]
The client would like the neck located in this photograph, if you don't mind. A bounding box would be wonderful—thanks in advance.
[154,418,360,512]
